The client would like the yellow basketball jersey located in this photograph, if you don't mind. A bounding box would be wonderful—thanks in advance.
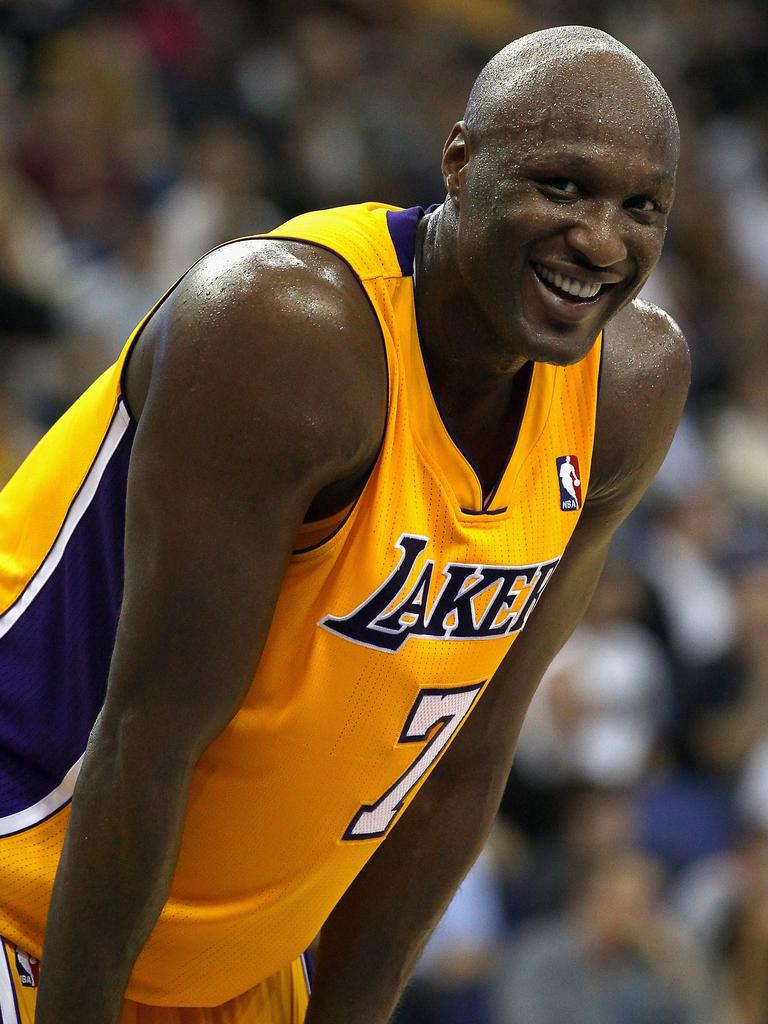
[0,203,601,1006]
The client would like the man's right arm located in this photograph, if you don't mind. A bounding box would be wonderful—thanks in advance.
[34,240,386,1024]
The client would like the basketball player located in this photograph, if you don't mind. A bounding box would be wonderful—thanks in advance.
[0,26,688,1024]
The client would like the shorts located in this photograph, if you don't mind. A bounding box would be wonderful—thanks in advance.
[0,938,310,1024]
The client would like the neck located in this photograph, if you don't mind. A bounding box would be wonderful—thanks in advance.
[415,202,528,414]
[414,203,534,498]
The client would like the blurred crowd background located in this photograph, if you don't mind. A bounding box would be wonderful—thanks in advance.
[1,0,766,1020]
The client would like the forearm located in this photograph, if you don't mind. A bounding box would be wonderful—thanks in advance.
[35,713,193,1024]
[305,770,502,1024]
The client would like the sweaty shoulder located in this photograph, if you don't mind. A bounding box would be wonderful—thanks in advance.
[587,298,690,519]
[126,238,387,503]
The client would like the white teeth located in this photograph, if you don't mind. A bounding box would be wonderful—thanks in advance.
[534,263,602,300]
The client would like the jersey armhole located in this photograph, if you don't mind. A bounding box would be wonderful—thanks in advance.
[118,233,393,555]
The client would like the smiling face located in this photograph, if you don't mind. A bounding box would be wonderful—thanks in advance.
[442,34,679,368]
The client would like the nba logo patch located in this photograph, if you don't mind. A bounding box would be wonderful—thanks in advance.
[556,455,582,511]
[14,947,40,987]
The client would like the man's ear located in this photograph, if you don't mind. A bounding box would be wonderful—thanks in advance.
[441,121,469,206]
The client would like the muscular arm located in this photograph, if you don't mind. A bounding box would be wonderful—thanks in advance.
[35,242,386,1024]
[305,301,691,1024]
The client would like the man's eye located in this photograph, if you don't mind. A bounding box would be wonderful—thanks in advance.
[543,178,579,196]
[626,196,660,213]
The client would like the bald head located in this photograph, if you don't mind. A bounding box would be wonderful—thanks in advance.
[464,26,678,160]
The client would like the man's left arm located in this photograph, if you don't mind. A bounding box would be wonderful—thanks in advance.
[304,302,690,1024]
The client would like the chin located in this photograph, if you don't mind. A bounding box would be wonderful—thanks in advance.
[519,325,601,367]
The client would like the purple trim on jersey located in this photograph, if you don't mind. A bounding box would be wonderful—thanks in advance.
[385,205,439,277]
[0,421,135,819]
[301,948,313,992]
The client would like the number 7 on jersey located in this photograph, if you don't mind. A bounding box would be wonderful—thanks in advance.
[343,683,485,840]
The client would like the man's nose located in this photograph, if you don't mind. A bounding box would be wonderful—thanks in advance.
[565,203,628,268]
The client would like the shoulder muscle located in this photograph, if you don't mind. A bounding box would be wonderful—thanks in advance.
[135,238,386,501]
[587,298,690,523]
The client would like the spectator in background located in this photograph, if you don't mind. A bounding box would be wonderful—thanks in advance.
[707,325,768,519]
[499,786,642,925]
[395,840,506,1024]
[641,491,738,713]
[675,827,768,1023]
[514,560,671,790]
[731,562,768,830]
[18,14,173,256]
[719,829,768,1024]
[493,850,719,1024]
[151,118,284,287]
